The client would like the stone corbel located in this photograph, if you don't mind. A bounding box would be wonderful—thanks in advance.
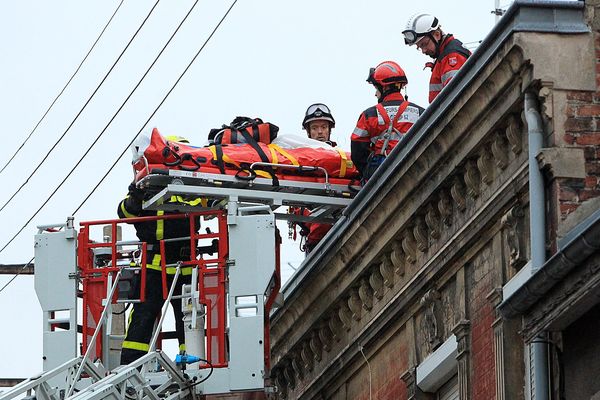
[348,288,363,321]
[505,114,522,155]
[380,253,396,287]
[437,189,453,226]
[536,147,586,181]
[419,289,443,352]
[400,367,418,400]
[300,340,314,372]
[491,130,509,170]
[358,278,374,311]
[450,175,467,212]
[477,145,495,185]
[318,323,333,352]
[290,353,304,380]
[413,216,429,252]
[274,369,288,399]
[425,203,441,240]
[464,160,481,198]
[390,241,406,277]
[328,311,343,342]
[501,204,526,271]
[338,301,353,331]
[368,266,385,300]
[309,331,323,362]
[282,360,296,390]
[402,229,418,264]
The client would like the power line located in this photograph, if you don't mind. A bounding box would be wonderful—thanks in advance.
[0,0,202,255]
[72,0,239,216]
[0,0,125,176]
[0,0,161,215]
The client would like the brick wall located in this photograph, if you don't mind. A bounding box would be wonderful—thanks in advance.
[559,32,600,220]
[469,247,497,400]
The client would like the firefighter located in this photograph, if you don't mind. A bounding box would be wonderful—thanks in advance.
[350,61,424,181]
[119,136,205,365]
[294,103,338,253]
[302,103,337,147]
[402,13,471,103]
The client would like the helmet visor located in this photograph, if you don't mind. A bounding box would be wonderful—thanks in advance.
[306,103,331,116]
[402,29,427,45]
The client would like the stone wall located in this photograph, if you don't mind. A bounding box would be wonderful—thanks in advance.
[269,3,597,399]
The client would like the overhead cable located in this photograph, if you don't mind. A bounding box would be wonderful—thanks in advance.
[0,0,125,176]
[0,0,204,255]
[72,0,239,217]
[0,0,160,214]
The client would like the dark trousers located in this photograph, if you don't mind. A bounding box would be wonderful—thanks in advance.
[120,269,191,365]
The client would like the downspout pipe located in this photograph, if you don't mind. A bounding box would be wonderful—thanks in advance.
[524,91,549,400]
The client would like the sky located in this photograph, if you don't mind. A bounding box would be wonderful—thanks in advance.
[0,0,506,380]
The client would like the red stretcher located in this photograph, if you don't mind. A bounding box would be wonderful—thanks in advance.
[133,128,360,186]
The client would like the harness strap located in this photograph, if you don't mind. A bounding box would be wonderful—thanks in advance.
[268,144,300,166]
[375,101,410,155]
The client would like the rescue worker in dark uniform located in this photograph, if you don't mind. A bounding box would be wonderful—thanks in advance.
[293,103,338,253]
[119,136,205,365]
[350,61,424,181]
[402,14,471,103]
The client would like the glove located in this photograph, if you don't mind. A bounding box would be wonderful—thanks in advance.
[128,182,145,202]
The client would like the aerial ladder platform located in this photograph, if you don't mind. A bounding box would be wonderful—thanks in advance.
[0,167,355,400]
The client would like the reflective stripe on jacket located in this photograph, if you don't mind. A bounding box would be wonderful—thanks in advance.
[428,35,470,103]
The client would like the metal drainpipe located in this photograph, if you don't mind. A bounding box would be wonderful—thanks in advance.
[524,91,549,400]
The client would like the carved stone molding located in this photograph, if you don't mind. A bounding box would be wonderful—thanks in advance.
[425,203,441,239]
[368,267,385,300]
[464,160,481,198]
[390,241,406,276]
[477,146,495,185]
[358,278,374,311]
[318,323,333,352]
[309,331,323,362]
[414,217,429,252]
[338,301,353,331]
[328,312,343,342]
[438,189,454,226]
[274,370,288,399]
[452,320,471,400]
[300,340,314,372]
[402,229,418,264]
[501,204,527,271]
[505,114,522,155]
[451,175,467,212]
[282,360,296,390]
[348,288,362,321]
[380,254,396,287]
[291,353,304,380]
[400,367,418,400]
[419,289,443,353]
[492,130,509,170]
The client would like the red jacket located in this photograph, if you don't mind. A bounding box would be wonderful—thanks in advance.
[291,207,332,252]
[350,92,424,175]
[428,35,470,103]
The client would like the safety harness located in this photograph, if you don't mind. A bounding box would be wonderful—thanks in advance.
[374,100,410,156]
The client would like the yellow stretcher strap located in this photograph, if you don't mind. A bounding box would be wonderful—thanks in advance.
[335,148,348,178]
[209,144,272,179]
[268,145,279,164]
[268,144,299,166]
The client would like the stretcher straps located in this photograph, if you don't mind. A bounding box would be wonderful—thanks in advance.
[268,144,299,167]
[239,128,279,186]
[335,148,348,178]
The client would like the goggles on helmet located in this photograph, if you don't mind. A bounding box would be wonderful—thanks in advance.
[402,29,429,46]
[306,103,331,116]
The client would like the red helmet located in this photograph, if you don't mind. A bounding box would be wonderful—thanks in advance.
[366,61,408,89]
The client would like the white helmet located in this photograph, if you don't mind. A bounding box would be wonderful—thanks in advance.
[403,14,441,45]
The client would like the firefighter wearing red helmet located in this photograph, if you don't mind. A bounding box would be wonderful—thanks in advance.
[402,14,470,103]
[350,61,424,180]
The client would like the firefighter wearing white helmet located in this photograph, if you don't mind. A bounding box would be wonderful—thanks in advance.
[403,13,470,103]
[302,103,337,146]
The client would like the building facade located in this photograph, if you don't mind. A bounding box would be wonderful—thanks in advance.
[270,1,600,399]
